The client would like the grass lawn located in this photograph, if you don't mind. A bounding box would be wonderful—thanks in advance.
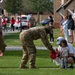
[3,28,75,47]
[0,50,75,75]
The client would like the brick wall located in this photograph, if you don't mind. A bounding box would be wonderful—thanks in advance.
[53,0,67,28]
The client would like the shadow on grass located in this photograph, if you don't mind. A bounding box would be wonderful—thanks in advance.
[0,67,19,69]
[4,33,20,40]
[4,51,22,56]
[0,66,59,69]
[4,50,50,58]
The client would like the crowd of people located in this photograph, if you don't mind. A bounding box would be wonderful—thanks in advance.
[1,14,36,32]
[60,15,75,44]
[1,16,20,32]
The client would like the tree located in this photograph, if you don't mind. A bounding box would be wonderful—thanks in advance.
[4,0,23,15]
[28,0,53,23]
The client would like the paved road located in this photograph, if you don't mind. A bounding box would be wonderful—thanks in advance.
[5,46,58,51]
[2,30,20,35]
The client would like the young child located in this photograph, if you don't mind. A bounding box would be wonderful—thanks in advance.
[54,37,75,69]
[55,37,69,69]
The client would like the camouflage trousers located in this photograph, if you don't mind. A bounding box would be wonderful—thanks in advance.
[0,41,6,54]
[20,39,36,68]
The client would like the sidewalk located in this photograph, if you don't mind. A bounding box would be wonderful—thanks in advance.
[2,29,20,36]
[5,46,57,51]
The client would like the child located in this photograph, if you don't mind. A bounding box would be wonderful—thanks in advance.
[56,37,75,69]
[55,37,69,69]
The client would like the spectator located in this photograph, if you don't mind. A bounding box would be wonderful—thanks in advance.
[48,16,54,43]
[10,17,15,31]
[14,17,20,31]
[59,16,64,35]
[29,14,36,28]
[67,15,75,43]
[1,16,7,32]
[62,16,69,42]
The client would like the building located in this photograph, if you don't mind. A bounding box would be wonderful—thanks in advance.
[54,0,75,28]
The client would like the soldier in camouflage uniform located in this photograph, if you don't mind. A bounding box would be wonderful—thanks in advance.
[19,26,54,69]
[0,24,6,56]
[29,14,36,27]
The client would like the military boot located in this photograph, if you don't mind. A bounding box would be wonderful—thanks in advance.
[29,54,38,69]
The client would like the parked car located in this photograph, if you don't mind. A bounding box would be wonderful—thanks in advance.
[41,18,50,26]
[20,15,31,29]
[14,15,31,29]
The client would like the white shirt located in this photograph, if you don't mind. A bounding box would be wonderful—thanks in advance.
[58,43,75,57]
[58,46,68,57]
[63,20,68,29]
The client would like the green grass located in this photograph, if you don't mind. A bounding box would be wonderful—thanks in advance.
[3,28,75,46]
[0,50,75,75]
[3,29,63,46]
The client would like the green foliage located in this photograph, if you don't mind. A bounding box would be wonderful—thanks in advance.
[3,28,75,46]
[4,0,23,14]
[28,0,53,12]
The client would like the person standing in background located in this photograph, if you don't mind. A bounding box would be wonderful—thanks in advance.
[48,16,54,43]
[1,16,7,32]
[29,14,36,28]
[67,15,74,43]
[62,16,69,42]
[59,16,64,35]
[10,17,15,31]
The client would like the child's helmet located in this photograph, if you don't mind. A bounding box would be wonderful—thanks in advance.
[56,37,64,45]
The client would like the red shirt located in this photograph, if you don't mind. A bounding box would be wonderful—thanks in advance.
[10,19,15,24]
[2,18,7,26]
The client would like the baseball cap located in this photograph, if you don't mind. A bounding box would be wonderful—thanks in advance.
[56,37,64,45]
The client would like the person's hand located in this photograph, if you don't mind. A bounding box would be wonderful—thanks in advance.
[51,49,56,53]
[0,51,3,57]
[50,51,57,59]
[59,55,64,58]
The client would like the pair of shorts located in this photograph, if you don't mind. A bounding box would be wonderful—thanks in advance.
[68,29,73,36]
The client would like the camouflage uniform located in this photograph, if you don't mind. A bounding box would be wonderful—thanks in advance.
[29,16,36,27]
[0,26,6,54]
[19,26,54,69]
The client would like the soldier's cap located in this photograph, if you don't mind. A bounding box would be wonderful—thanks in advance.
[56,37,64,45]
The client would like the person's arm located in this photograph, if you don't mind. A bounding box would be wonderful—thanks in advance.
[39,28,54,52]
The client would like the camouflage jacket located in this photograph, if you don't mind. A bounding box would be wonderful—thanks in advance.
[20,26,54,51]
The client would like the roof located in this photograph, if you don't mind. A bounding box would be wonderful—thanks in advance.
[56,0,73,12]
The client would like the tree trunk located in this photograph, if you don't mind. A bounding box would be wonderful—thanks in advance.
[37,12,40,24]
